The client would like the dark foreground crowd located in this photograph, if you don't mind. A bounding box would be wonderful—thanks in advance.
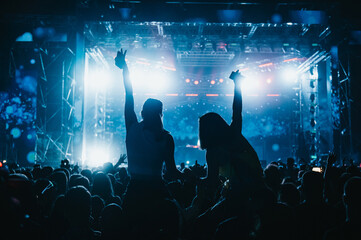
[0,156,361,240]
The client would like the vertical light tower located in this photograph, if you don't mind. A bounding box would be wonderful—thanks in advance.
[309,65,319,161]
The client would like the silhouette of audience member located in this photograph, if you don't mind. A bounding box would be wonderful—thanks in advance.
[81,169,93,185]
[63,186,101,240]
[295,171,337,240]
[69,174,91,191]
[99,203,128,240]
[49,170,68,197]
[198,70,263,196]
[115,49,183,237]
[278,182,300,208]
[46,195,68,239]
[323,176,361,240]
[284,157,299,182]
[91,195,105,231]
[115,49,182,182]
[91,172,121,205]
[192,70,264,239]
[264,164,282,195]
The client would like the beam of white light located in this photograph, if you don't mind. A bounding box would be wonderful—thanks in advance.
[130,69,169,92]
[86,146,111,168]
[86,68,113,90]
[240,74,261,94]
[281,67,299,83]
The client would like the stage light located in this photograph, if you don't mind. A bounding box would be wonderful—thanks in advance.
[310,79,316,88]
[210,80,216,85]
[131,70,168,92]
[272,144,280,152]
[217,10,242,23]
[271,13,282,24]
[6,106,14,114]
[310,66,318,79]
[10,127,21,139]
[185,78,190,83]
[266,78,272,84]
[310,93,315,102]
[194,80,199,85]
[16,32,33,42]
[310,118,316,127]
[240,75,260,93]
[219,78,224,83]
[310,106,315,114]
[281,67,298,83]
[147,73,168,91]
[27,151,36,164]
[87,147,111,168]
[86,68,112,90]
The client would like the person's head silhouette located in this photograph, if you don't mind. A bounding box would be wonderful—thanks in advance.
[141,98,163,131]
[343,176,361,223]
[199,112,230,150]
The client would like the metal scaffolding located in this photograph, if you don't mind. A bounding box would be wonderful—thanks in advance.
[35,45,76,166]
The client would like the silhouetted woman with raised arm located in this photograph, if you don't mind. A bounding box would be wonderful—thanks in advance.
[191,71,265,240]
[199,70,264,198]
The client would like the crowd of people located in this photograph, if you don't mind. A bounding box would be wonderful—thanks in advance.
[0,49,360,240]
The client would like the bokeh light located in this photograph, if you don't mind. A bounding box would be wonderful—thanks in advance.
[27,151,36,164]
[281,67,299,83]
[272,143,280,152]
[10,127,21,139]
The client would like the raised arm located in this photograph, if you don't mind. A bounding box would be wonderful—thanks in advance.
[229,70,243,133]
[115,49,137,130]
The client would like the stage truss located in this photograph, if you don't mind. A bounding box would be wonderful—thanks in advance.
[3,17,351,166]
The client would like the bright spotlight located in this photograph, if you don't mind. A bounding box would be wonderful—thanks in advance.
[86,147,111,168]
[86,68,113,90]
[147,72,168,91]
[131,70,168,92]
[281,67,298,83]
[240,75,260,94]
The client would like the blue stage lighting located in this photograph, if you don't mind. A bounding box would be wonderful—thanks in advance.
[10,127,21,139]
[281,68,298,83]
[27,151,36,164]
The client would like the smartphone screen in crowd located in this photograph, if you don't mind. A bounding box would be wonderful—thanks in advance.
[312,167,322,173]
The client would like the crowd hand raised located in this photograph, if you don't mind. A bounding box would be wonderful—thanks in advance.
[115,48,127,69]
[117,154,127,164]
[229,70,243,82]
